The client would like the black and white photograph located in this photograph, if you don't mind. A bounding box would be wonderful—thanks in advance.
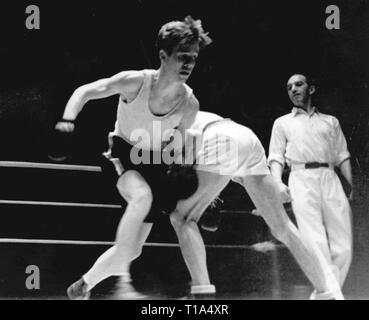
[0,0,369,304]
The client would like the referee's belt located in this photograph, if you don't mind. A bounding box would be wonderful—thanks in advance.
[291,162,333,171]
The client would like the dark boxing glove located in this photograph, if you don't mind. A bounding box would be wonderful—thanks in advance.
[48,119,76,161]
[166,164,199,200]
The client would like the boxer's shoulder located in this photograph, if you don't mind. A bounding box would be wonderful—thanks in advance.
[109,69,146,94]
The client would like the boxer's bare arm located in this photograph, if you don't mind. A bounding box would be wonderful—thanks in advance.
[178,96,200,153]
[61,71,144,121]
[180,96,200,130]
[163,96,200,164]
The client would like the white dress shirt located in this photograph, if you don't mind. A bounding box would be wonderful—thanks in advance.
[268,107,350,167]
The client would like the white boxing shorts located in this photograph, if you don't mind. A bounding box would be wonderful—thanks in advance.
[195,119,270,178]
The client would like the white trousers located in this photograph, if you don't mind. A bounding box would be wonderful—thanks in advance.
[289,167,353,287]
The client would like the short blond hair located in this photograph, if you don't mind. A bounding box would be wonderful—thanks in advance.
[157,16,212,55]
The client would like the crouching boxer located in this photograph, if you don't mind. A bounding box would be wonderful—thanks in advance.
[170,111,344,299]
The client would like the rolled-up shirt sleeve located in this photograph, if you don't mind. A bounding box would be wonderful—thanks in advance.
[333,117,350,166]
[268,119,287,167]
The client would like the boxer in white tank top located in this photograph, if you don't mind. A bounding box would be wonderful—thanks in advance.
[112,69,195,151]
[56,16,212,299]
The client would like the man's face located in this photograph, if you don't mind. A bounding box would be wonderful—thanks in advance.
[161,42,200,82]
[286,74,313,108]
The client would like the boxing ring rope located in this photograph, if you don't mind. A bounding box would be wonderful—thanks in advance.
[0,198,274,251]
[0,161,101,172]
[0,161,277,252]
[0,161,254,214]
[0,238,279,251]
[0,200,121,209]
[0,199,252,215]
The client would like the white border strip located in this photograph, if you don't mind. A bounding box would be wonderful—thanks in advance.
[0,161,101,172]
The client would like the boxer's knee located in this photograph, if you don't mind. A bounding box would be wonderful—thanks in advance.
[129,188,153,212]
[170,211,187,230]
[116,172,153,209]
[170,209,198,230]
[117,183,153,206]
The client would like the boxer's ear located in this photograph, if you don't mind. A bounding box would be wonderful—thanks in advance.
[159,50,168,62]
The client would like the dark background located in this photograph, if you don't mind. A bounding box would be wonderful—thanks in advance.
[1,0,369,298]
[0,0,369,166]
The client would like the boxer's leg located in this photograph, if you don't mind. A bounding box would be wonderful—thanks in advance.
[170,171,231,294]
[67,170,153,299]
